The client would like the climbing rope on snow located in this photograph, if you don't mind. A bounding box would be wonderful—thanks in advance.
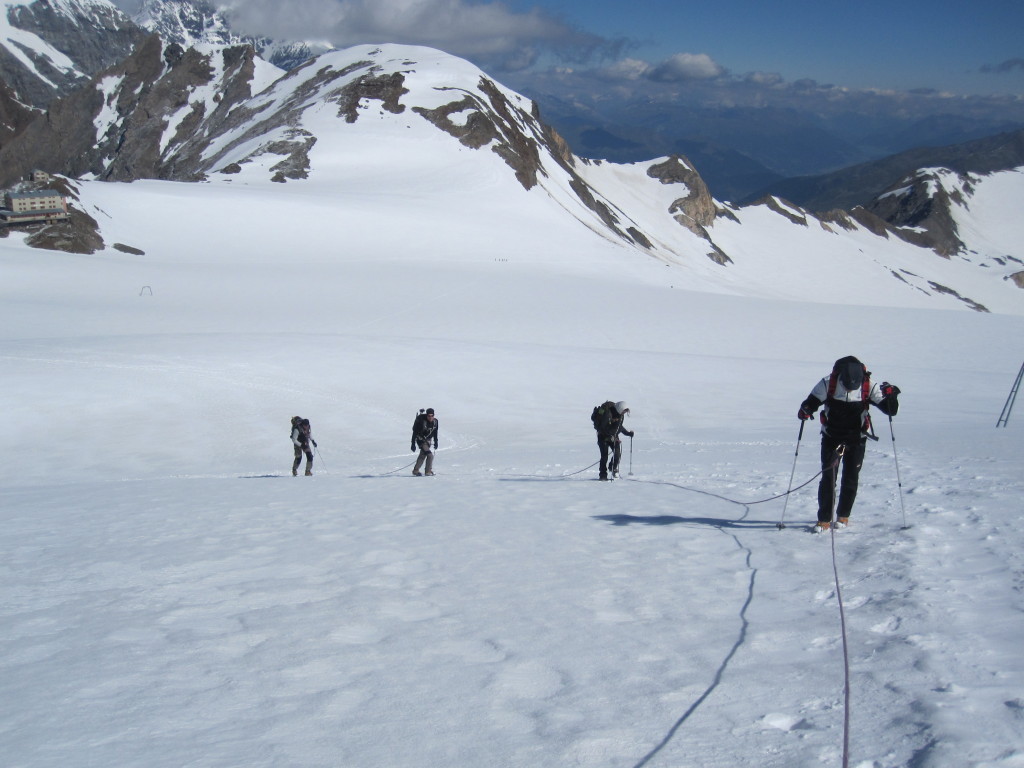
[376,459,418,477]
[626,447,853,766]
[824,444,853,768]
[625,467,825,509]
[499,461,600,480]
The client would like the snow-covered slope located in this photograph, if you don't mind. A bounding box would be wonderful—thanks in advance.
[3,41,1022,313]
[3,29,1023,766]
[947,168,1024,281]
[2,145,1023,766]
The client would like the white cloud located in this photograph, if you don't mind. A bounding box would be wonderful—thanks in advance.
[214,0,614,70]
[645,52,724,82]
[599,58,651,81]
[744,71,784,87]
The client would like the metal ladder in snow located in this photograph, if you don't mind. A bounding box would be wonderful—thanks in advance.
[996,361,1024,427]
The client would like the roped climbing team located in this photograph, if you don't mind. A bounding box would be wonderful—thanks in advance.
[288,355,901,530]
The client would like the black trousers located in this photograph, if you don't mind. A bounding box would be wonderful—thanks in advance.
[293,444,313,472]
[598,438,622,478]
[817,434,866,523]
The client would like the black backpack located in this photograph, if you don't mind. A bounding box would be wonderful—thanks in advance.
[291,417,311,443]
[824,357,872,436]
[591,401,615,430]
[413,410,435,437]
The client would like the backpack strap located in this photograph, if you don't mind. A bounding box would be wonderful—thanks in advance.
[827,364,870,406]
[861,372,873,434]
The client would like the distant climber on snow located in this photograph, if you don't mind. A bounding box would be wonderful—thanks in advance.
[411,408,439,476]
[591,400,634,480]
[290,416,317,476]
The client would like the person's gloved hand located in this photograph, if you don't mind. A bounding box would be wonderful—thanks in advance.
[626,430,635,437]
[798,407,815,420]
[881,382,901,398]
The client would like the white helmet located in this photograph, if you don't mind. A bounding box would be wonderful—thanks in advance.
[615,401,630,414]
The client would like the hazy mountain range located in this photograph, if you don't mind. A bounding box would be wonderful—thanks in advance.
[516,83,1024,204]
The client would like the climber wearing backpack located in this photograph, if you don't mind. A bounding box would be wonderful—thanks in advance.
[410,408,439,476]
[591,401,634,480]
[798,356,900,531]
[290,416,317,476]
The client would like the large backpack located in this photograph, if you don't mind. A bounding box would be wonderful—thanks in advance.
[824,357,872,436]
[591,401,620,438]
[291,416,311,444]
[413,410,435,438]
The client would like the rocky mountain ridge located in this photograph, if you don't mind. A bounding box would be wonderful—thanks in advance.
[742,128,1024,212]
[0,0,142,108]
[0,1,1021,311]
[0,33,278,184]
[0,40,729,265]
[132,0,333,72]
[0,0,328,118]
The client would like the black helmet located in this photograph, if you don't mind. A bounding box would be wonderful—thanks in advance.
[833,356,865,390]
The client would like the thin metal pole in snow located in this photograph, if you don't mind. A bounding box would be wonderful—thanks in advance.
[996,360,1024,427]
[776,420,805,530]
[888,415,910,530]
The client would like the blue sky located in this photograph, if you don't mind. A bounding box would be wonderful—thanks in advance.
[211,0,1024,97]
[498,0,1024,96]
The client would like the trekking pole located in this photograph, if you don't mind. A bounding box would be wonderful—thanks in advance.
[777,420,805,530]
[316,445,327,473]
[628,435,634,476]
[888,415,910,530]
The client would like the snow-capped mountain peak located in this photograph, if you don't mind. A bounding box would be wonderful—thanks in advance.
[131,0,335,73]
[133,0,237,47]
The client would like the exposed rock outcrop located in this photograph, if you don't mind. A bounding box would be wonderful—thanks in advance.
[648,156,717,231]
[817,209,858,232]
[336,71,408,123]
[414,77,543,190]
[648,155,732,263]
[866,170,966,257]
[0,35,272,186]
[0,77,37,150]
[413,74,654,249]
[0,0,144,108]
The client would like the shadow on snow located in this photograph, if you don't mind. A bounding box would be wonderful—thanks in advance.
[593,513,779,530]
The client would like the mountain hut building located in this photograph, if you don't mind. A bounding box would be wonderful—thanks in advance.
[0,190,69,225]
